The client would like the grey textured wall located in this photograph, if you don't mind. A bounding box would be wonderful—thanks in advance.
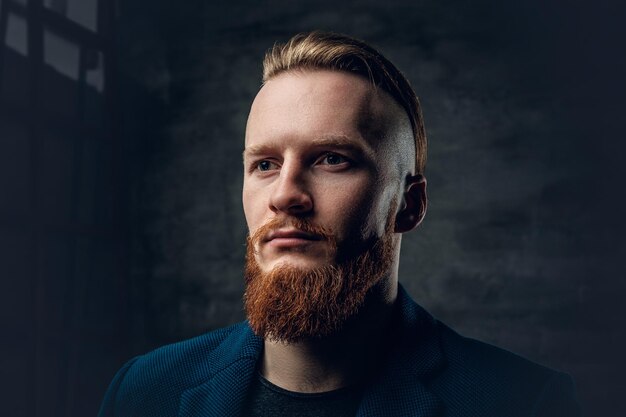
[118,1,625,416]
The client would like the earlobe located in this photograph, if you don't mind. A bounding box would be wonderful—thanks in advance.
[394,175,427,233]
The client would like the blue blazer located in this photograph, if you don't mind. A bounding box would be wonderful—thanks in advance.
[98,285,580,416]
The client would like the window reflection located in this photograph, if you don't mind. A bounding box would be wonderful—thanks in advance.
[44,0,67,16]
[1,0,116,412]
[44,0,98,32]
[44,28,79,80]
[68,0,97,32]
[5,13,28,56]
[42,28,79,117]
[84,48,103,92]
[83,48,104,125]
[2,12,29,105]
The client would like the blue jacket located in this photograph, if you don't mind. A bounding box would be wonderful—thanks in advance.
[98,286,580,416]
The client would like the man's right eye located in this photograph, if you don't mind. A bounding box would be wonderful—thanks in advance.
[257,160,278,171]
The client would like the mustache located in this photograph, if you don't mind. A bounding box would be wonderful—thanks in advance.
[248,217,335,247]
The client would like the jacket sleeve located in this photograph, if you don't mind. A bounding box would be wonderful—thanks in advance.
[98,357,141,417]
[533,372,582,417]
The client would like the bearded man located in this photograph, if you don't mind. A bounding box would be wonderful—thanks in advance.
[99,32,580,417]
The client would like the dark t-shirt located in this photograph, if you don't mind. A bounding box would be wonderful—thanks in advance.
[240,371,363,417]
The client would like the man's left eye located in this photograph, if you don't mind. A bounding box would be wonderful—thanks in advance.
[320,153,347,165]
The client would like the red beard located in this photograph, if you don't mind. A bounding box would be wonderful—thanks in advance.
[244,214,396,343]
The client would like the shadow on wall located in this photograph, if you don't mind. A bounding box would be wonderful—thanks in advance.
[0,0,130,416]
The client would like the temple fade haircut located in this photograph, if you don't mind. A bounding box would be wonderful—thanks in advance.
[262,31,427,175]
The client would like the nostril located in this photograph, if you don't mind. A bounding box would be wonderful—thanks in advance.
[269,186,313,214]
[270,194,313,214]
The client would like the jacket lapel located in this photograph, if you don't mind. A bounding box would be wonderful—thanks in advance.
[357,286,446,417]
[178,325,263,417]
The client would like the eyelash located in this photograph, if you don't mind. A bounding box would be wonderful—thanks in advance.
[256,160,278,172]
[251,152,351,173]
[320,153,348,165]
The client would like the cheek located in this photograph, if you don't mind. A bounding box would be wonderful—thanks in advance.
[372,185,402,232]
[340,186,401,241]
[242,183,264,230]
[316,176,382,239]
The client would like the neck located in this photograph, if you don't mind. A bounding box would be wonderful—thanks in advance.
[260,279,398,393]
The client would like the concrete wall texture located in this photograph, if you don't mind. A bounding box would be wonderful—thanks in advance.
[118,1,625,416]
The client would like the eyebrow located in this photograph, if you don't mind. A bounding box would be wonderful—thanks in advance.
[242,135,375,159]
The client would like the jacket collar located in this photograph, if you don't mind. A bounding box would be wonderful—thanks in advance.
[178,284,445,417]
[355,285,445,416]
[178,324,263,417]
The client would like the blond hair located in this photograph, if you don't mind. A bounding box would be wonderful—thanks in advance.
[262,31,427,175]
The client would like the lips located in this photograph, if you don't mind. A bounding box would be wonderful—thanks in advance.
[264,229,323,243]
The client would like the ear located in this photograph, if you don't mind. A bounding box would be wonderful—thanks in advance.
[395,174,427,233]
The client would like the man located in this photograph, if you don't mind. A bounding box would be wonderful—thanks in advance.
[99,32,580,417]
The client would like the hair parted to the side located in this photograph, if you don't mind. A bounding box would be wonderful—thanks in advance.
[263,31,427,175]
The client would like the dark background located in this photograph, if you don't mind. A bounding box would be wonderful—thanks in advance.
[1,0,625,416]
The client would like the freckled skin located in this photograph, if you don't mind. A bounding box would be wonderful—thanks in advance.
[242,69,416,275]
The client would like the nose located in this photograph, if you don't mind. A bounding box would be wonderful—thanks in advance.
[269,162,313,215]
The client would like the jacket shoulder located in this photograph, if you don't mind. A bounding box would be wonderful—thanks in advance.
[439,322,555,378]
[433,322,580,416]
[98,322,259,417]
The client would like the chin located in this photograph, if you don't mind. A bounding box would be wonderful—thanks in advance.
[262,256,332,273]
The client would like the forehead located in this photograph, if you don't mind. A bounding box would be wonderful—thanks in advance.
[245,70,388,152]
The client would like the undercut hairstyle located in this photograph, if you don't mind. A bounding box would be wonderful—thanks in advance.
[262,31,427,175]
